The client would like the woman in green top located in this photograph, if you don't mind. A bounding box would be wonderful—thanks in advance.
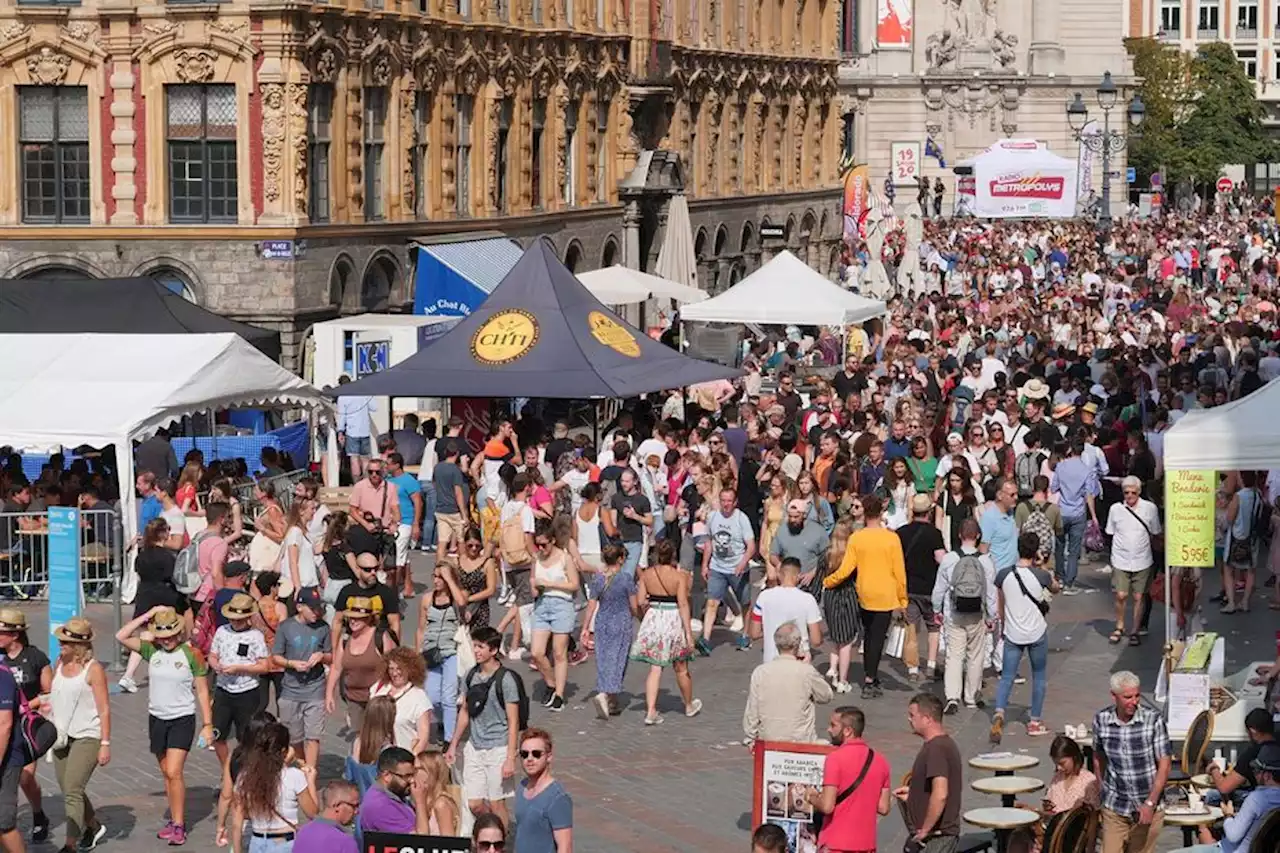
[905,437,938,497]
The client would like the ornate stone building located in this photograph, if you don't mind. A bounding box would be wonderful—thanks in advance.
[839,0,1133,217]
[0,0,841,366]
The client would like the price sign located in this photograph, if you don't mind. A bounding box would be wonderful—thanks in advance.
[1166,470,1216,568]
[891,142,921,185]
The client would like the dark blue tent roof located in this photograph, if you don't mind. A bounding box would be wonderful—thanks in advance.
[334,238,739,399]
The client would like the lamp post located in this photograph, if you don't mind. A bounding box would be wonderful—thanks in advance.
[1066,71,1144,228]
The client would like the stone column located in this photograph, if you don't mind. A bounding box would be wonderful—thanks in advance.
[1029,3,1064,76]
[106,21,137,225]
[622,197,642,269]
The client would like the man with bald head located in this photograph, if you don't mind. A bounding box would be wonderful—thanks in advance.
[743,622,833,744]
[332,551,401,646]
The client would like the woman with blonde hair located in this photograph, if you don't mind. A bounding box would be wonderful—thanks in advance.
[49,617,111,851]
[280,498,321,599]
[344,694,397,796]
[370,647,432,754]
[822,519,861,693]
[415,749,460,836]
[175,461,204,517]
[759,476,793,582]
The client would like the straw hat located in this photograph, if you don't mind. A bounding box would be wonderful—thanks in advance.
[53,617,94,644]
[1052,403,1076,421]
[1020,379,1050,401]
[220,592,258,622]
[343,596,377,619]
[911,494,934,514]
[149,607,184,639]
[0,609,27,632]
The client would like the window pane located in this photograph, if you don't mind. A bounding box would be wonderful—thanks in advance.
[20,89,56,142]
[58,89,90,141]
[59,144,91,221]
[206,86,237,139]
[22,146,56,221]
[208,141,238,221]
[168,85,204,137]
[365,89,386,142]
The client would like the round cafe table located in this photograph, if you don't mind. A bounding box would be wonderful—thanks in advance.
[968,753,1041,777]
[1164,806,1223,847]
[970,775,1045,808]
[963,806,1040,853]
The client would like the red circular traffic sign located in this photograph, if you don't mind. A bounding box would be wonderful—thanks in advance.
[1217,177,1233,193]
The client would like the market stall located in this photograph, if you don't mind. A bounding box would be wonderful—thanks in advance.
[953,139,1079,219]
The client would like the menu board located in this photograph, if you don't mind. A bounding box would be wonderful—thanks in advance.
[751,741,834,853]
[1166,470,1216,568]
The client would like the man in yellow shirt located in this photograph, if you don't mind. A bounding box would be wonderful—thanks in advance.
[824,494,907,700]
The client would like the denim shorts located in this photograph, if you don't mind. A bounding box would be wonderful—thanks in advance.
[533,595,576,633]
[345,435,371,456]
[707,570,750,604]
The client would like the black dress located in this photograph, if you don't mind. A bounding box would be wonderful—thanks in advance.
[133,546,184,617]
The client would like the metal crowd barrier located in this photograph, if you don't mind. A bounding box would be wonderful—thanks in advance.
[200,468,311,522]
[0,507,122,602]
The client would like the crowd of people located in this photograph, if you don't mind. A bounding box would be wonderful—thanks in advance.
[1,205,1280,851]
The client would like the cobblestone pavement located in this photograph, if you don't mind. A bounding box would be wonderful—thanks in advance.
[11,553,1275,852]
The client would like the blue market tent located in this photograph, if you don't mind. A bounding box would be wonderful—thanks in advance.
[337,238,739,399]
[411,236,523,319]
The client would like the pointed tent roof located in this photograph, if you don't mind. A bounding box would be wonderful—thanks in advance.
[333,238,740,399]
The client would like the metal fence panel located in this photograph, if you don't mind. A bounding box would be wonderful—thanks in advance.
[0,507,122,602]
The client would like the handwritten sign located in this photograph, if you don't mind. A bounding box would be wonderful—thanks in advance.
[1166,470,1215,567]
[752,741,834,853]
[891,141,921,186]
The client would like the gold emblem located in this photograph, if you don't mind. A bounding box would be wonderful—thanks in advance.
[587,311,641,357]
[471,310,539,365]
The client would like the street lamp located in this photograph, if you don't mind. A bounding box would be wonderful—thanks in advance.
[1066,71,1144,228]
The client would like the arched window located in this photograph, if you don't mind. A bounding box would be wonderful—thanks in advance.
[147,267,197,303]
[564,242,583,273]
[18,265,88,281]
[601,238,619,268]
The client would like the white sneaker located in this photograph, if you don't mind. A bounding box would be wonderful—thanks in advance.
[834,680,853,694]
[506,647,528,661]
[729,614,745,633]
[685,698,703,718]
[593,693,610,720]
[116,676,138,694]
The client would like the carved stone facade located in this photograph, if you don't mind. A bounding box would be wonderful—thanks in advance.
[840,0,1133,218]
[0,1,841,368]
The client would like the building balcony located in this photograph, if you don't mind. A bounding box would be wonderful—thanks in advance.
[1158,28,1180,41]
[1197,28,1219,39]
[1237,27,1259,40]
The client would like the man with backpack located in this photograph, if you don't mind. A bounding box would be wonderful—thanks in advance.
[932,518,997,715]
[446,626,527,829]
[1015,475,1061,568]
[1012,432,1046,501]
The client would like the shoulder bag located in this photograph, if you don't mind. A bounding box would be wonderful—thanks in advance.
[812,747,877,838]
[1008,565,1050,617]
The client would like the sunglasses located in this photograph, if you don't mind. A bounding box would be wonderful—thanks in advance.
[534,540,551,548]
[336,800,360,810]
[519,749,546,759]
[477,842,506,852]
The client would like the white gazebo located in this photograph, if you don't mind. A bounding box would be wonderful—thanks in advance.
[576,266,708,305]
[679,250,887,326]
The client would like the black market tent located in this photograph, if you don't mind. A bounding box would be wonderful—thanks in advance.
[0,277,281,361]
[334,238,740,399]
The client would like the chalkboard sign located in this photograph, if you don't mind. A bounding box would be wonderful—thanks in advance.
[363,830,470,853]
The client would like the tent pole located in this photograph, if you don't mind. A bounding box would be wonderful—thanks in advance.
[679,320,688,423]
[591,401,599,451]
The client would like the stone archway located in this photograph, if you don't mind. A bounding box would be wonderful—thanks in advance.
[359,253,399,312]
[601,236,619,268]
[563,240,584,273]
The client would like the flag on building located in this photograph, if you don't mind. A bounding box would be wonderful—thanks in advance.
[842,163,869,242]
[925,136,947,169]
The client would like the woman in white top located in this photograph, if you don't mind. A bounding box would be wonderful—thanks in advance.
[569,481,605,577]
[155,478,187,550]
[49,617,111,852]
[281,499,322,598]
[529,518,581,712]
[232,721,317,852]
[369,648,432,755]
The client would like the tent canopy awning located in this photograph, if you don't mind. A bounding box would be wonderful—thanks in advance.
[1163,377,1280,470]
[679,250,887,326]
[576,266,708,306]
[335,238,740,400]
[411,236,523,318]
[0,277,282,360]
[0,333,331,450]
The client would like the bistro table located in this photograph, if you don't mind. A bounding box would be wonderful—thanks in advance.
[968,753,1041,777]
[970,776,1045,808]
[963,806,1040,853]
[1164,806,1224,847]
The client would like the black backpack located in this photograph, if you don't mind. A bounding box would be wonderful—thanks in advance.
[465,664,531,732]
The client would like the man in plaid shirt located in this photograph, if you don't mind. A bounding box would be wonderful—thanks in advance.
[1092,670,1173,853]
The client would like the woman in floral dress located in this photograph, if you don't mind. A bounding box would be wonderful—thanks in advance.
[629,539,702,725]
[582,544,638,720]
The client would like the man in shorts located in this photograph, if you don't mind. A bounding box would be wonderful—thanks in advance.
[433,441,471,560]
[385,452,422,600]
[697,488,757,656]
[1104,476,1161,646]
[0,655,24,852]
[271,587,332,770]
[446,627,520,827]
[208,593,270,768]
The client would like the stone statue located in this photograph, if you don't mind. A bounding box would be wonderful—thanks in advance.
[926,29,959,71]
[897,202,925,298]
[992,29,1018,69]
[861,207,892,300]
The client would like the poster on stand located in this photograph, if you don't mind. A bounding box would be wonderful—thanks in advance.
[751,741,834,853]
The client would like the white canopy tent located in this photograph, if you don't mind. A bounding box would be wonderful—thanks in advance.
[575,266,708,305]
[955,139,1079,219]
[680,250,887,326]
[0,333,333,601]
[1163,377,1280,470]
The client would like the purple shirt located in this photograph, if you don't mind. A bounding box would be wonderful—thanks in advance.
[294,817,357,853]
[360,785,416,834]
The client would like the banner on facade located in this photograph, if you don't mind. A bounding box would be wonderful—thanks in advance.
[1076,120,1100,201]
[876,0,913,45]
[842,164,870,242]
[891,141,922,186]
[1165,470,1216,568]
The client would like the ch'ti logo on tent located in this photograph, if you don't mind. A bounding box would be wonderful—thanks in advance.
[587,311,641,357]
[471,309,539,365]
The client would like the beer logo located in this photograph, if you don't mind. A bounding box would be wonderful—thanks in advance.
[471,310,539,365]
[587,311,641,357]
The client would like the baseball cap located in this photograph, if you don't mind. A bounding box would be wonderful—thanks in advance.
[224,560,251,578]
[296,586,324,611]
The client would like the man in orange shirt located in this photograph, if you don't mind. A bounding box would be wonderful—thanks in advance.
[823,495,906,699]
[811,432,840,501]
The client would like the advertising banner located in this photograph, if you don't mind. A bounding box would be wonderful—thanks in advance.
[1165,469,1216,568]
[973,158,1078,218]
[751,741,834,853]
[876,0,913,45]
[1076,119,1099,200]
[891,141,921,186]
[842,164,870,242]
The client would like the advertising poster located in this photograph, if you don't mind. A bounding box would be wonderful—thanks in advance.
[842,164,869,242]
[752,741,834,853]
[891,141,921,186]
[1165,470,1216,567]
[47,507,81,660]
[1076,119,1099,200]
[876,0,913,46]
